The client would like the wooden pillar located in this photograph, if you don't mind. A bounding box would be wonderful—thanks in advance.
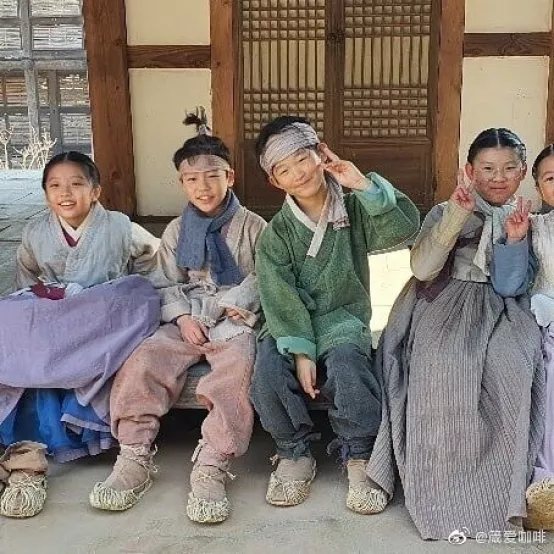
[210,0,240,197]
[546,0,554,144]
[82,0,136,215]
[47,71,62,155]
[19,0,40,139]
[433,0,465,203]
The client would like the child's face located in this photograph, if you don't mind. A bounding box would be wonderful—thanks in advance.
[44,161,101,228]
[535,155,554,207]
[269,148,326,200]
[465,147,526,206]
[179,167,234,217]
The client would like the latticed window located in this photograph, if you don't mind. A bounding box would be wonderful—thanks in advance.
[239,0,438,216]
[242,0,326,139]
[343,0,431,139]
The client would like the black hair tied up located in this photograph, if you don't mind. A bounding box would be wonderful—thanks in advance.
[183,106,211,136]
[467,127,527,165]
[172,106,231,170]
[532,144,554,181]
[42,151,100,190]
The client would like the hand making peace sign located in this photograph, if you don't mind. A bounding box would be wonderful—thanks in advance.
[450,169,476,212]
[319,144,368,191]
[505,196,532,243]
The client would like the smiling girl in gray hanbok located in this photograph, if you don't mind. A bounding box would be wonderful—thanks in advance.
[367,129,545,540]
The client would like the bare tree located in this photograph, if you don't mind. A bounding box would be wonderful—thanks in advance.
[0,129,12,169]
[14,127,56,169]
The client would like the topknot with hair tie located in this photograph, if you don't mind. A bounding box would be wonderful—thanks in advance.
[183,106,211,136]
[173,108,232,170]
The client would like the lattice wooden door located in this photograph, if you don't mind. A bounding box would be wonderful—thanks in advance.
[238,0,438,218]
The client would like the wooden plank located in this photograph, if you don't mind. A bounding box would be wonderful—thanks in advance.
[82,0,136,215]
[464,32,550,57]
[2,105,88,115]
[433,0,465,203]
[172,362,331,410]
[127,45,210,69]
[0,59,87,71]
[24,51,87,60]
[19,0,40,138]
[210,0,239,190]
[546,9,554,144]
[23,68,40,136]
[47,71,62,154]
[29,16,83,27]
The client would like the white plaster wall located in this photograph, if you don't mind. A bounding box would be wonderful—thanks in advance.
[129,69,212,216]
[125,0,210,45]
[465,0,552,33]
[459,57,549,204]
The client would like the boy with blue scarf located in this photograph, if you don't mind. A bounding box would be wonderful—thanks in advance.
[90,111,267,523]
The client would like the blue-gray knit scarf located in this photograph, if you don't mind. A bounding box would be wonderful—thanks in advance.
[176,190,242,286]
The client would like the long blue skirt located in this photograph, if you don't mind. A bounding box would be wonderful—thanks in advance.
[0,389,115,462]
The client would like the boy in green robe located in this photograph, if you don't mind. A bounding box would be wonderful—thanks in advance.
[250,116,419,514]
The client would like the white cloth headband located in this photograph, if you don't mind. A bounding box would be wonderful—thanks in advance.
[259,123,320,174]
[179,154,231,174]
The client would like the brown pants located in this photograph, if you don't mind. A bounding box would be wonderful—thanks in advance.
[110,324,255,460]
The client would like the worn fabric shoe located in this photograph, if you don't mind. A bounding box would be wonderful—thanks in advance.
[524,478,554,530]
[186,441,234,524]
[89,445,157,511]
[265,455,316,507]
[345,459,388,515]
[0,470,47,518]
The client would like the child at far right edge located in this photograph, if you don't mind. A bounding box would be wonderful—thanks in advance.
[494,143,554,532]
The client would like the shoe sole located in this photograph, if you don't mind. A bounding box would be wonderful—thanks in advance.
[266,465,317,507]
[89,479,153,512]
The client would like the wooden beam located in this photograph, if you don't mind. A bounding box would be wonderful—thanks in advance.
[324,0,344,148]
[0,59,87,71]
[127,45,211,69]
[210,0,239,190]
[464,32,550,57]
[543,3,554,145]
[82,0,136,215]
[433,0,465,203]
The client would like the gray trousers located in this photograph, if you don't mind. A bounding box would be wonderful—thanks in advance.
[250,337,381,461]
